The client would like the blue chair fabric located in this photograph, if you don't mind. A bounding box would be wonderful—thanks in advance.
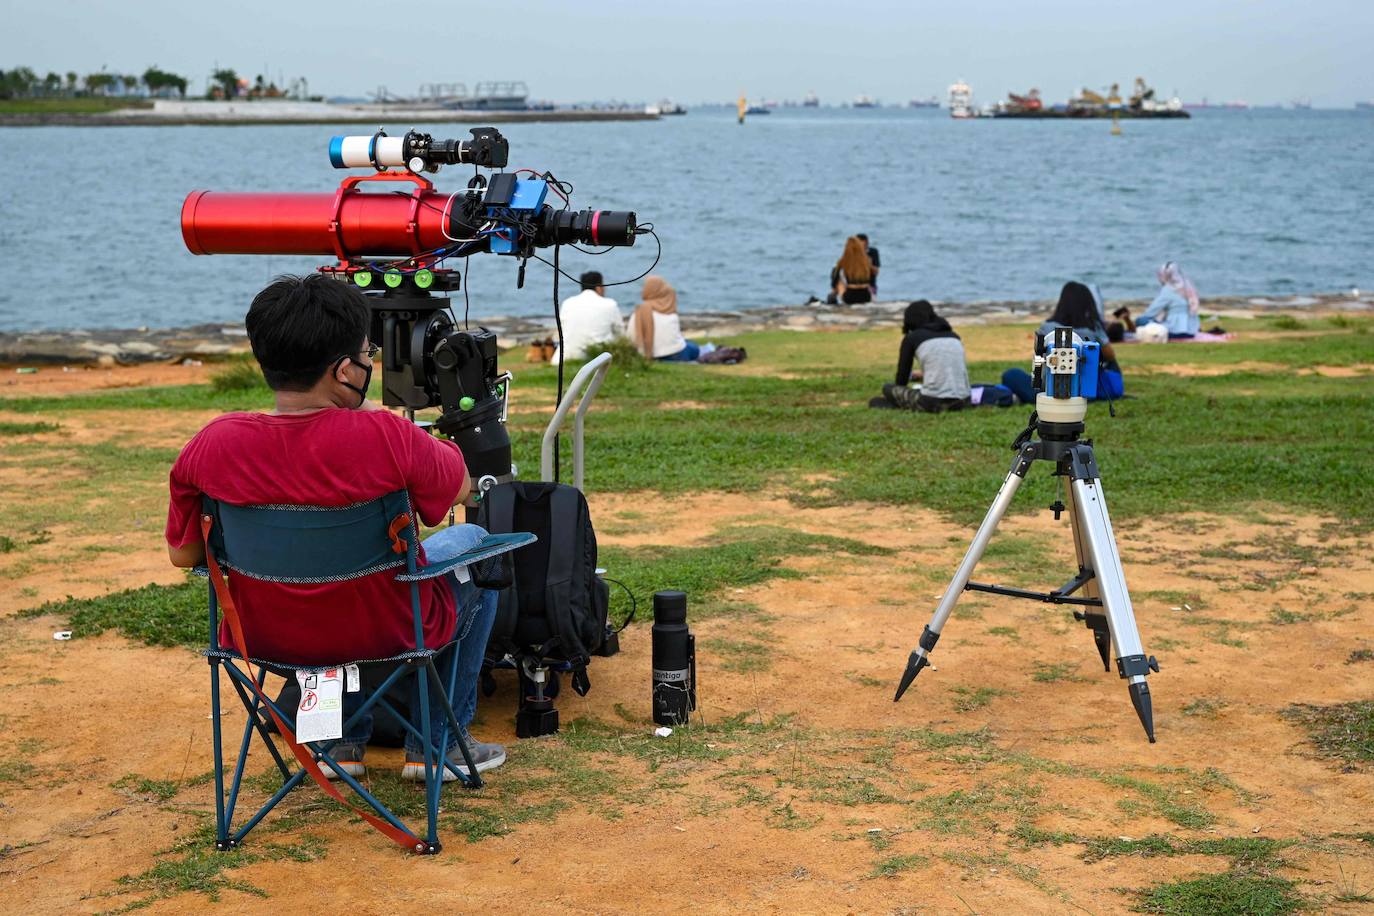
[200,489,534,854]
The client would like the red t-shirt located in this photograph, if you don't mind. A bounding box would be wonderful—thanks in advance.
[166,408,467,665]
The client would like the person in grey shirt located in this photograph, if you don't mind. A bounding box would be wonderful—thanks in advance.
[877,300,972,413]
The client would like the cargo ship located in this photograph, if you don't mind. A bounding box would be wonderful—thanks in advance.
[991,78,1188,119]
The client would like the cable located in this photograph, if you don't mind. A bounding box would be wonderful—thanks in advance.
[462,256,472,329]
[528,227,662,291]
[600,576,638,631]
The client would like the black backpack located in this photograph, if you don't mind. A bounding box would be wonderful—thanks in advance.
[478,481,610,694]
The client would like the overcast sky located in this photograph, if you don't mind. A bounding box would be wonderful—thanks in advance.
[2,0,1371,106]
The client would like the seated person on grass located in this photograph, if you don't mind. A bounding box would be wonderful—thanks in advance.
[873,300,972,413]
[165,274,505,781]
[1001,281,1125,405]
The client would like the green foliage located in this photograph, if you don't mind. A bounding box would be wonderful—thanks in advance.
[113,829,327,908]
[0,420,60,435]
[1347,649,1374,664]
[209,356,268,393]
[951,685,1009,712]
[1269,314,1305,330]
[1133,873,1303,915]
[26,576,205,648]
[1282,701,1374,766]
[113,774,180,801]
[1181,697,1227,719]
[600,525,891,620]
[586,336,654,372]
[0,96,152,113]
[1031,662,1088,683]
[870,853,927,877]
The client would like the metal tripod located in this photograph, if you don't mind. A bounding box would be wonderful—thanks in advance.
[893,413,1159,742]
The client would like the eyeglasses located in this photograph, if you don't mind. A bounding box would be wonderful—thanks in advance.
[359,343,380,360]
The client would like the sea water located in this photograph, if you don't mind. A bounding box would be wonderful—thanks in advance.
[0,107,1369,331]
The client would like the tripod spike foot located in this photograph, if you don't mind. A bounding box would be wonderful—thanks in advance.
[893,650,929,702]
[1128,681,1156,743]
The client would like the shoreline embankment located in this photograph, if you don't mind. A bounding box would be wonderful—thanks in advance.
[0,99,658,128]
[0,292,1365,367]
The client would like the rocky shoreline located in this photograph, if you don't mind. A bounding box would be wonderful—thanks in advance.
[0,292,1365,367]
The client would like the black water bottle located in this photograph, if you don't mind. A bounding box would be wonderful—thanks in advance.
[651,590,696,726]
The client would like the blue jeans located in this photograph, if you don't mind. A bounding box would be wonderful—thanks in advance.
[342,523,498,754]
[658,340,700,362]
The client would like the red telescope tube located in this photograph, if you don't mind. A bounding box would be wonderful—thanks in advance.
[181,172,456,261]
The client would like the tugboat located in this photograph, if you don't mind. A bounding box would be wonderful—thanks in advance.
[803,90,819,107]
[852,94,879,108]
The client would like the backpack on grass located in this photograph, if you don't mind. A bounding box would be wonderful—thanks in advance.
[478,481,610,695]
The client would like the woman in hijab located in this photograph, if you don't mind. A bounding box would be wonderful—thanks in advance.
[627,276,699,361]
[875,300,972,412]
[831,236,876,305]
[1000,281,1125,404]
[1133,261,1201,340]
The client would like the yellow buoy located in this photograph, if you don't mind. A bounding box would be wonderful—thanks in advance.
[738,94,747,125]
[1111,111,1122,136]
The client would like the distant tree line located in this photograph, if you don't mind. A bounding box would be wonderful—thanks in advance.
[0,65,189,99]
[1,65,313,101]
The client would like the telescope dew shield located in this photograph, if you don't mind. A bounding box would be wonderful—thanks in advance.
[651,590,697,726]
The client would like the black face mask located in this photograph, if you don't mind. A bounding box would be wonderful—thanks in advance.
[336,356,372,408]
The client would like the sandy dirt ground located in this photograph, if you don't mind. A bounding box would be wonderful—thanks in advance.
[1,370,1372,914]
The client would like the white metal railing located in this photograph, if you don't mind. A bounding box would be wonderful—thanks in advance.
[540,352,613,490]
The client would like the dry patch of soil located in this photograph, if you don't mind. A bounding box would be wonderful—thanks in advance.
[2,490,1372,913]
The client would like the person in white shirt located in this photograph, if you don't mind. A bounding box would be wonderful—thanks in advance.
[552,271,623,365]
[627,276,699,362]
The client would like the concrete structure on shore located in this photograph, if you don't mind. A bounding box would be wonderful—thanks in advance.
[0,293,1365,367]
[0,99,659,127]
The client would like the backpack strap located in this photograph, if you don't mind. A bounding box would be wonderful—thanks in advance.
[200,513,422,853]
[481,484,521,658]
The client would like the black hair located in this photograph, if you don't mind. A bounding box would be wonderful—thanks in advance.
[902,299,951,334]
[903,299,936,332]
[1049,281,1100,331]
[245,274,370,391]
[856,233,869,242]
[1106,321,1126,343]
[579,270,604,291]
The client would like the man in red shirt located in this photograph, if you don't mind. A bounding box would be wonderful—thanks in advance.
[167,274,505,779]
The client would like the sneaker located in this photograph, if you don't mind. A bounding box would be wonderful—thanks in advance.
[401,728,506,782]
[319,743,366,780]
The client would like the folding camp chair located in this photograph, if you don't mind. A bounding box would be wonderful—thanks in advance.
[197,489,535,854]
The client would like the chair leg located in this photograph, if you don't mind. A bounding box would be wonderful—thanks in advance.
[225,666,292,781]
[209,657,236,851]
[425,658,483,785]
[414,663,443,851]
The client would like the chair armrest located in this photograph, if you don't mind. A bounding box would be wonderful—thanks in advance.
[396,532,537,582]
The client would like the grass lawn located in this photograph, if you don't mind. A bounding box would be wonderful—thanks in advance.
[0,97,153,114]
[2,312,1372,912]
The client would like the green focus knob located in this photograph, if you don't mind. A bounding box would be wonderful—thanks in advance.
[353,271,373,287]
[383,269,404,288]
[459,396,475,411]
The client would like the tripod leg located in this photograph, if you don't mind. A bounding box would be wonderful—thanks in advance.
[1066,489,1111,671]
[1066,446,1158,742]
[894,444,1037,701]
